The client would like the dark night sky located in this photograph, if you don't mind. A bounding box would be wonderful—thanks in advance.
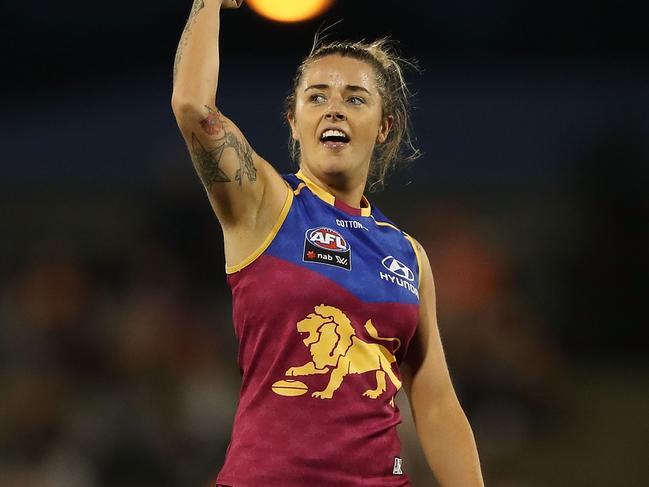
[4,0,648,90]
[3,1,648,185]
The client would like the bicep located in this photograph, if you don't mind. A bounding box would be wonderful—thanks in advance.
[174,103,284,228]
[403,241,456,412]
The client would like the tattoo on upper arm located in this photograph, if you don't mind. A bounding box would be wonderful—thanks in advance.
[233,134,257,186]
[189,106,258,188]
[191,134,232,185]
[174,0,206,82]
[200,106,225,136]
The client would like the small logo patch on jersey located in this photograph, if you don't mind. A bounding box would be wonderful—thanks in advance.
[303,227,351,270]
[393,457,403,475]
[336,218,369,231]
[381,256,415,281]
[380,256,418,298]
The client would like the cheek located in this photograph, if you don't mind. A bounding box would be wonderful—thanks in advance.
[357,114,384,144]
[293,107,318,139]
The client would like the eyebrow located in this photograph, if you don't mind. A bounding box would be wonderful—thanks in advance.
[304,84,372,95]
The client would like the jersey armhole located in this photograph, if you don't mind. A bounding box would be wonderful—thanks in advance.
[404,233,423,289]
[225,182,294,274]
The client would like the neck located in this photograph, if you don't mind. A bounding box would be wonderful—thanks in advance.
[299,165,368,208]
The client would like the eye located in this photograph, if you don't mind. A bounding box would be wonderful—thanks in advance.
[309,94,326,104]
[348,96,365,105]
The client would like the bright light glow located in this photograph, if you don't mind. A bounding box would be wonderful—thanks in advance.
[247,0,335,23]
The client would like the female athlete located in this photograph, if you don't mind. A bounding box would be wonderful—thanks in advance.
[172,1,484,485]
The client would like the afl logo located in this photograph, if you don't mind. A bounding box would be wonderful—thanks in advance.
[381,256,415,282]
[307,227,350,252]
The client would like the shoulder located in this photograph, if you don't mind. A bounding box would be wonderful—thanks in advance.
[369,206,429,288]
[405,235,435,301]
[369,208,417,254]
[367,202,413,240]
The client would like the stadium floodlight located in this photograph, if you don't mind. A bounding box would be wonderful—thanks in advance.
[246,0,335,23]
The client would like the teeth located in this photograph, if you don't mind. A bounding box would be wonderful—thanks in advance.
[321,129,348,140]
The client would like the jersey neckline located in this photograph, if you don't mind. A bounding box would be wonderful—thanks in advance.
[295,169,372,217]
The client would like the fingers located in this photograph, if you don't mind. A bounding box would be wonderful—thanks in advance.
[221,0,243,8]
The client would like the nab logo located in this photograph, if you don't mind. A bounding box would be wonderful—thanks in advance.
[304,227,352,270]
[307,227,350,252]
[381,256,415,282]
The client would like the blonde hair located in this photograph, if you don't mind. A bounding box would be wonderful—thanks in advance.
[285,38,421,191]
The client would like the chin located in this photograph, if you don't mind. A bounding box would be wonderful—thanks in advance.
[302,146,368,182]
[318,159,349,176]
[316,153,360,177]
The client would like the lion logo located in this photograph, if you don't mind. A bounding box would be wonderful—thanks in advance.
[281,304,402,401]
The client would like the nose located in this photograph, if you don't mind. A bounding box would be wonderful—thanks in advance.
[325,110,346,122]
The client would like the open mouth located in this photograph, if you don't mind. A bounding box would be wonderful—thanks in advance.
[320,129,350,149]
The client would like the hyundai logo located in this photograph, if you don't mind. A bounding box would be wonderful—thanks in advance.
[381,256,415,282]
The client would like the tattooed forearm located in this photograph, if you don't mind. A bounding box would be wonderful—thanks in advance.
[173,0,206,82]
[173,45,183,83]
[188,0,206,24]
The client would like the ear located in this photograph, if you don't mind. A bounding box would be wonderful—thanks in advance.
[377,115,394,143]
[287,112,299,140]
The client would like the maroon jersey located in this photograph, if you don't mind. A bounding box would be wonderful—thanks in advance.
[216,171,421,486]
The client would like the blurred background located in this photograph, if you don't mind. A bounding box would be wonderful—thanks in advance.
[1,0,648,486]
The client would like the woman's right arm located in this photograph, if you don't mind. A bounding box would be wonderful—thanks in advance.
[171,0,287,263]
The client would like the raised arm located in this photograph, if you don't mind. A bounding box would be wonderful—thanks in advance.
[171,0,287,267]
[401,241,485,486]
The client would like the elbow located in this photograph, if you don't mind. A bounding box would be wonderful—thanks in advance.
[171,94,202,122]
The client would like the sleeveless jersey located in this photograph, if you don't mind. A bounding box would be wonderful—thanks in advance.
[216,170,422,487]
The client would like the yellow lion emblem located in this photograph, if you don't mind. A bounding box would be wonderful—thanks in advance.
[284,304,402,400]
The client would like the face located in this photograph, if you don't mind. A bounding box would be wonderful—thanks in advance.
[288,55,392,184]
